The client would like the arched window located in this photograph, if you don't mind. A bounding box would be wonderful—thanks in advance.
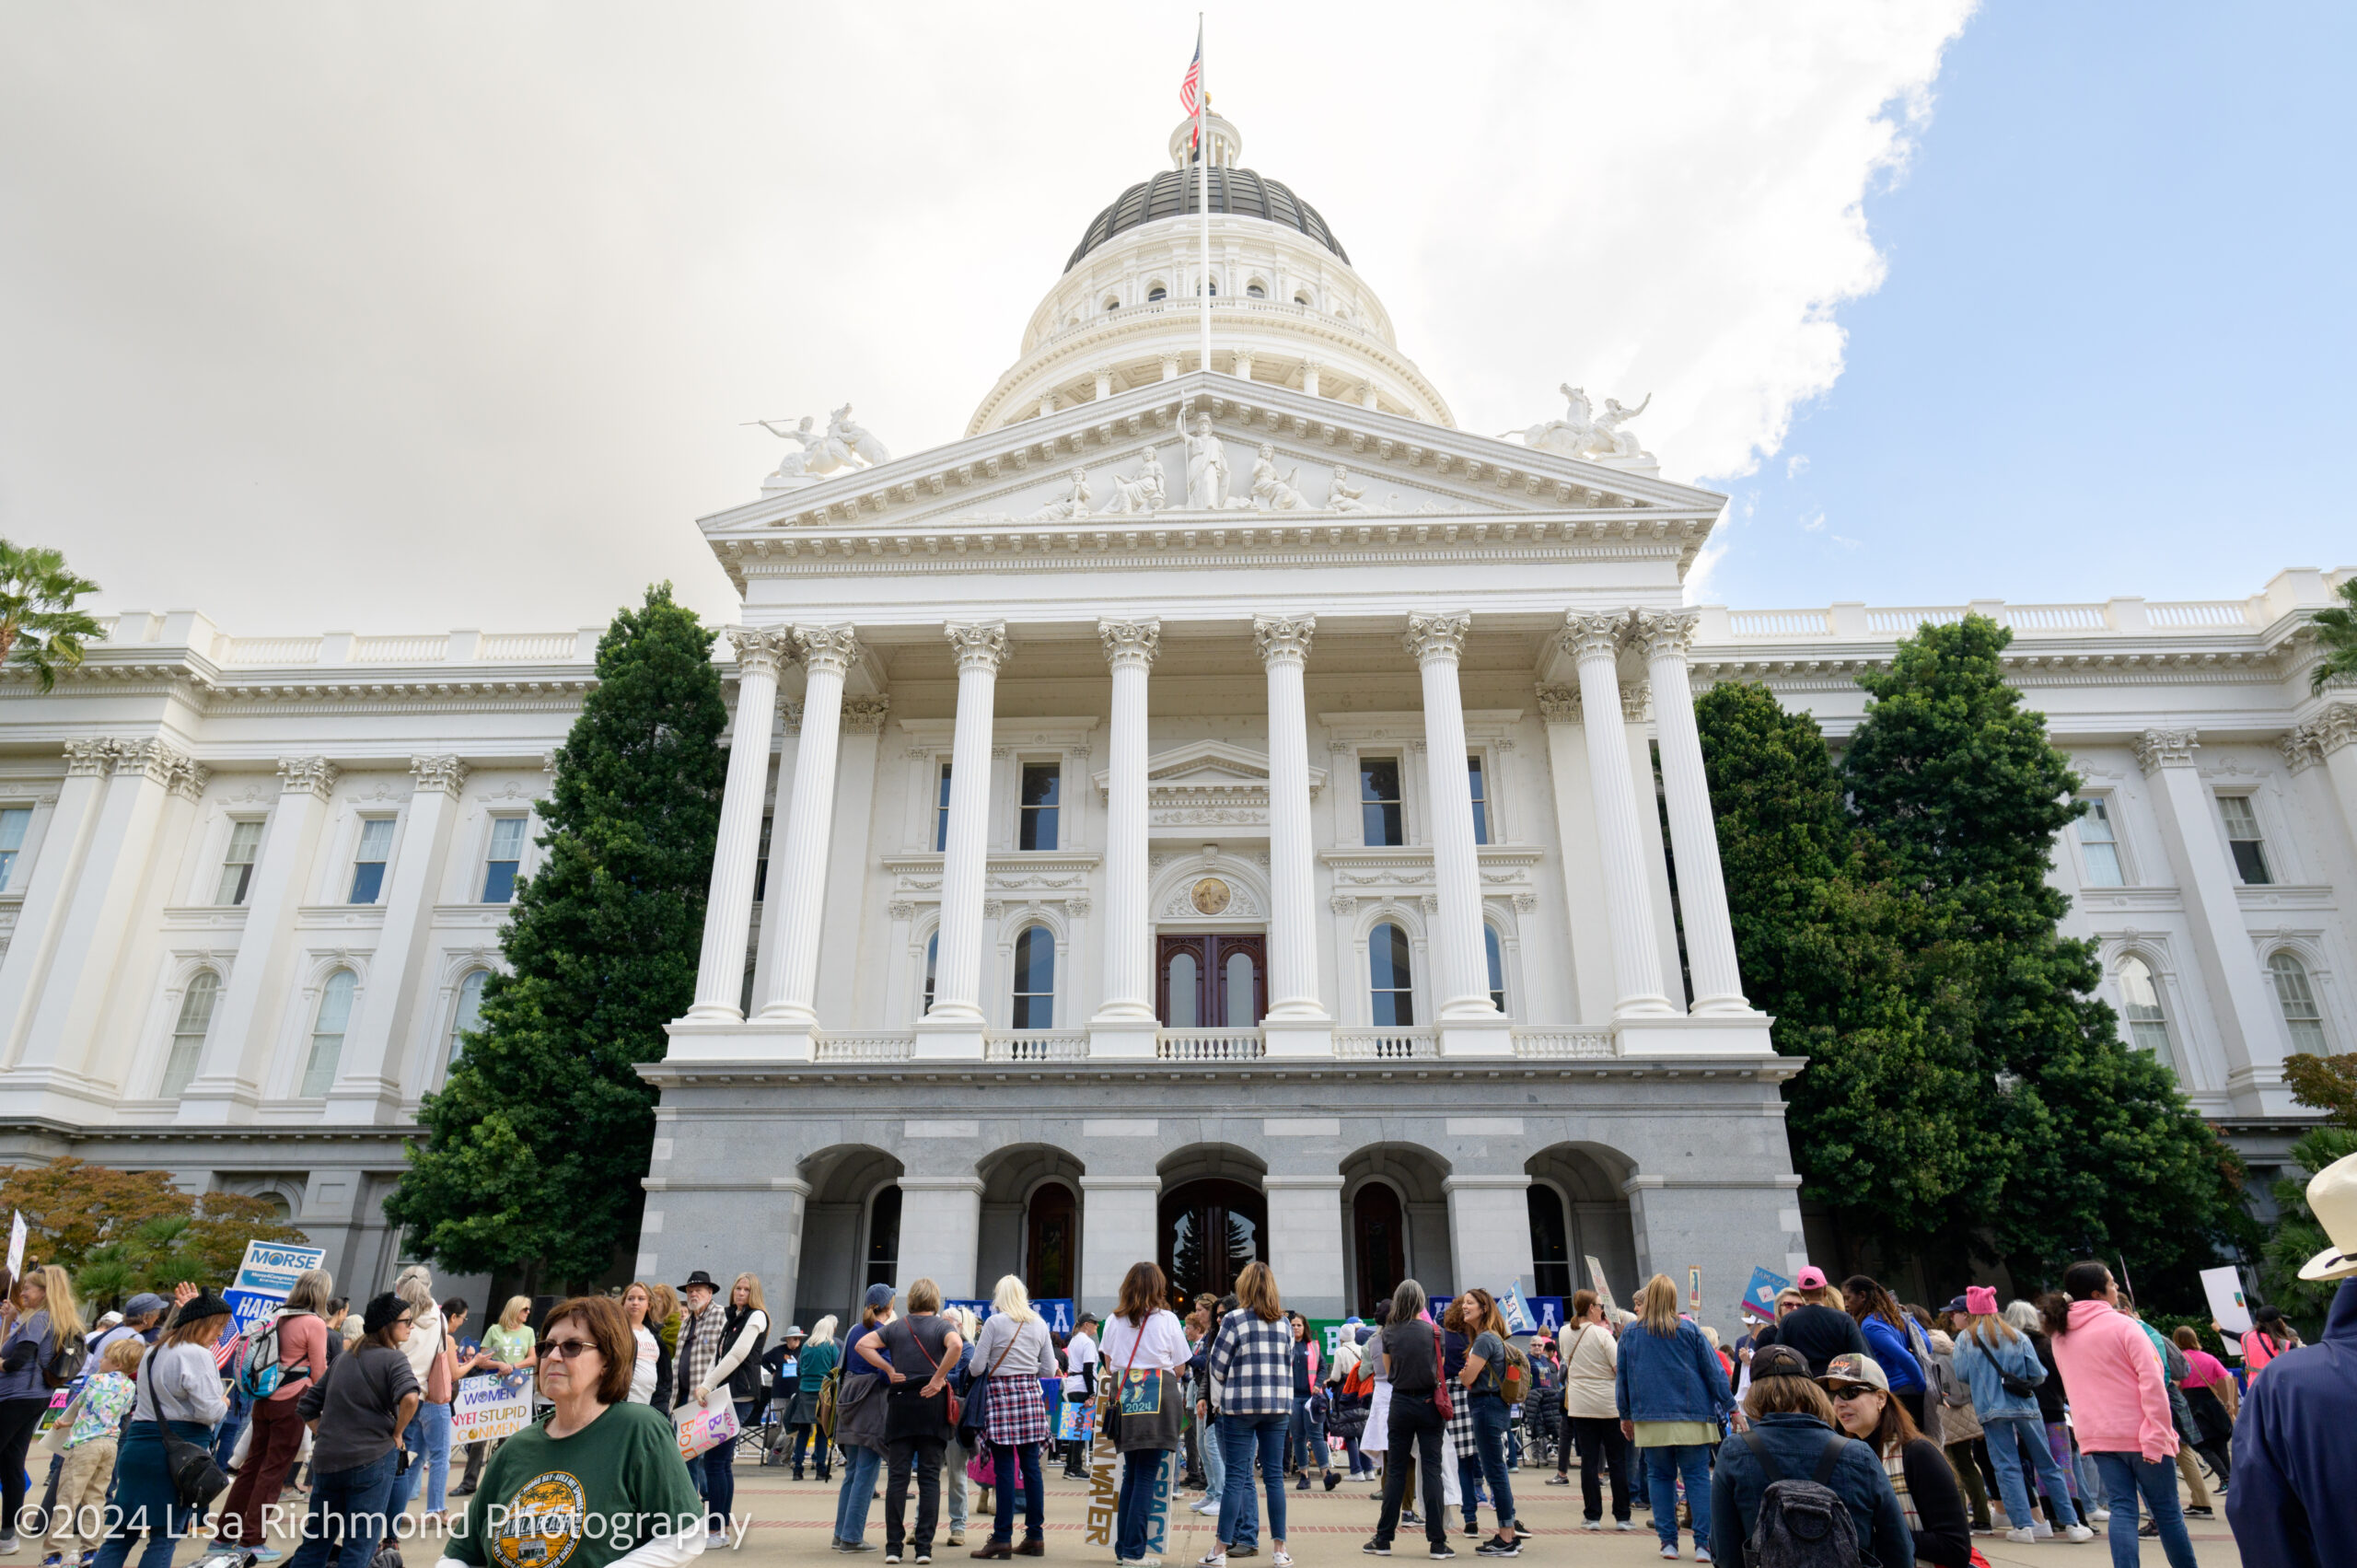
[302,970,356,1097]
[160,970,220,1098]
[922,932,939,1016]
[1485,925,1507,1014]
[1146,284,1167,302]
[865,1185,902,1290]
[2117,955,2175,1075]
[1293,292,1312,308]
[1246,282,1266,298]
[1103,296,1120,313]
[1369,923,1414,1026]
[2270,951,2328,1051]
[1011,926,1055,1029]
[448,970,488,1066]
[1527,1184,1572,1298]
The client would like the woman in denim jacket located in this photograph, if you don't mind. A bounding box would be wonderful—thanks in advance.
[1614,1275,1735,1561]
[1950,1287,2090,1545]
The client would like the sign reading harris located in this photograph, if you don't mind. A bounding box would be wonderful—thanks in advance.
[233,1240,328,1297]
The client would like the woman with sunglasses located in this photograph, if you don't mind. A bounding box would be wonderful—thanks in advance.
[437,1295,703,1568]
[1819,1353,1974,1567]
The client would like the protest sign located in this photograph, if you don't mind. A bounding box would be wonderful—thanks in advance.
[1584,1257,1617,1312]
[2200,1265,2253,1358]
[1529,1296,1565,1332]
[222,1287,284,1343]
[6,1212,24,1279]
[233,1240,326,1296]
[1501,1284,1537,1334]
[451,1372,534,1445]
[1740,1267,1791,1321]
[1053,1396,1097,1445]
[1688,1267,1703,1311]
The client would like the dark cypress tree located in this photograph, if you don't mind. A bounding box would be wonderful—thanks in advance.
[386,586,727,1288]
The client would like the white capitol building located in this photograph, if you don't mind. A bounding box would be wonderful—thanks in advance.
[5,110,2349,1322]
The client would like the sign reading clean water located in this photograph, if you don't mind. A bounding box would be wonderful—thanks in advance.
[233,1240,327,1297]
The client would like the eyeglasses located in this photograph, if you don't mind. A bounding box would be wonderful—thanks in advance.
[1826,1386,1876,1400]
[542,1338,601,1360]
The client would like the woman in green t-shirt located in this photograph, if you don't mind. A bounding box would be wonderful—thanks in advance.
[480,1296,538,1376]
[441,1295,703,1568]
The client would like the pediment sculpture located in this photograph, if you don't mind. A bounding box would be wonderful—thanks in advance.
[1504,384,1655,469]
[756,402,893,492]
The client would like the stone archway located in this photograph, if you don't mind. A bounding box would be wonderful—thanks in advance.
[796,1144,906,1325]
[1156,1144,1269,1302]
[1524,1143,1638,1307]
[975,1144,1086,1301]
[1341,1142,1454,1310]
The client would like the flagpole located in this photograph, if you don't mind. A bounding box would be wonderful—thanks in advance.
[1197,14,1212,378]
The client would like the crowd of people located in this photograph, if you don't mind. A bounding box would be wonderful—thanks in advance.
[0,1147,2350,1568]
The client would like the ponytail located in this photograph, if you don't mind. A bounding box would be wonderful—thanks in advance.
[2040,1261,2113,1337]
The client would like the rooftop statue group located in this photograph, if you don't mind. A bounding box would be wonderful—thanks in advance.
[1505,383,1655,466]
[755,403,892,490]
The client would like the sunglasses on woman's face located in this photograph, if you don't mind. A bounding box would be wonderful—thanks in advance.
[542,1337,601,1360]
[1827,1385,1875,1401]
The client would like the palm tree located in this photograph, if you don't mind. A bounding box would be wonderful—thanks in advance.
[0,540,103,692]
[2314,577,2357,694]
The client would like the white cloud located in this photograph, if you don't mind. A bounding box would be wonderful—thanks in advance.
[1787,454,1812,479]
[1800,510,1827,533]
[0,1,1975,633]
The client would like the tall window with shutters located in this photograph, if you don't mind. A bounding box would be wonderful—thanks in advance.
[0,807,27,892]
[215,819,265,905]
[2116,955,2176,1075]
[448,970,488,1065]
[482,818,528,903]
[2270,951,2328,1051]
[1369,923,1414,1026]
[348,819,395,903]
[2075,797,2123,887]
[2217,795,2272,885]
[302,970,356,1096]
[160,971,220,1098]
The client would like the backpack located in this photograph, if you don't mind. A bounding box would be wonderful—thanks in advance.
[232,1315,286,1400]
[1740,1430,1862,1568]
[40,1337,87,1390]
[1498,1340,1532,1405]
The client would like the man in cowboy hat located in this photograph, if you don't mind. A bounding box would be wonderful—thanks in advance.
[2226,1149,2357,1565]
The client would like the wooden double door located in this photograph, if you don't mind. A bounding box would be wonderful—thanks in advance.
[1157,934,1266,1028]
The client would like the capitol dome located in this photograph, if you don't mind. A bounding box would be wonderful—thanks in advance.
[1066,165,1349,272]
[967,107,1452,436]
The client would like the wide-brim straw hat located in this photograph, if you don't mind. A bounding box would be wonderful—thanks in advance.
[2300,1151,2357,1282]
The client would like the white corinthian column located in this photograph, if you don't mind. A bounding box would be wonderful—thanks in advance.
[1256,615,1333,1057]
[1091,620,1160,1056]
[684,627,792,1022]
[757,625,861,1045]
[1563,611,1676,1017]
[1405,613,1511,1053]
[919,621,1008,1059]
[1637,610,1750,1014]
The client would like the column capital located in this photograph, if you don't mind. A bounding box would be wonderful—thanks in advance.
[793,624,864,676]
[1561,610,1629,664]
[1402,611,1470,665]
[1097,618,1162,668]
[63,739,116,777]
[842,696,893,733]
[169,759,211,803]
[2281,724,2328,773]
[726,626,796,677]
[1253,614,1317,666]
[945,621,1012,672]
[1621,680,1652,723]
[1633,608,1701,661]
[1534,684,1582,725]
[409,756,470,797]
[2320,702,2357,757]
[276,757,340,799]
[2132,728,2201,774]
[112,738,188,785]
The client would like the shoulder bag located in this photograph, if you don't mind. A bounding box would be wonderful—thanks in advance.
[1430,1322,1453,1422]
[908,1321,961,1429]
[958,1327,1021,1449]
[140,1350,230,1511]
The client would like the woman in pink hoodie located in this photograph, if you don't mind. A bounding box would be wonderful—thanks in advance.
[2038,1262,2198,1568]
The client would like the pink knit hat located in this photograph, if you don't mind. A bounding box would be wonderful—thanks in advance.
[1965,1285,1999,1317]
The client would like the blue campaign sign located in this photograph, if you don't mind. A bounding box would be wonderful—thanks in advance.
[1529,1296,1566,1332]
[941,1297,1076,1336]
[233,1240,326,1297]
[1740,1267,1791,1321]
[223,1287,282,1342]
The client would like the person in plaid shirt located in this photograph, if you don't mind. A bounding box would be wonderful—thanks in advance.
[1200,1262,1296,1568]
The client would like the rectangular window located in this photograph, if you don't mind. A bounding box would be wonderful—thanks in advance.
[2076,797,2123,887]
[482,817,528,903]
[1018,762,1062,852]
[2218,795,2272,885]
[0,807,33,892]
[348,818,395,904]
[1360,757,1404,847]
[1468,755,1491,846]
[752,814,772,903]
[935,763,953,852]
[215,819,265,905]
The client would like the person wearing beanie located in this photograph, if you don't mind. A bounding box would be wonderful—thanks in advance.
[1952,1286,2091,1544]
[290,1292,422,1568]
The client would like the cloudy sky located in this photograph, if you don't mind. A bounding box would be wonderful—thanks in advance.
[5,3,2345,635]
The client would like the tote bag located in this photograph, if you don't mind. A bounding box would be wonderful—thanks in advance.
[675,1387,741,1459]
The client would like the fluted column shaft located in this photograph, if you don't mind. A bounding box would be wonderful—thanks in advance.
[759,627,861,1024]
[1406,613,1497,1021]
[1095,621,1160,1023]
[1257,617,1328,1021]
[1639,611,1748,1014]
[1566,612,1676,1017]
[930,622,1009,1024]
[688,629,790,1019]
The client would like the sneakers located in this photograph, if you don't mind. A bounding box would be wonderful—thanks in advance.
[1190,1499,1220,1516]
[1271,1555,1293,1567]
[1580,1519,1601,1532]
[1617,1521,1635,1532]
[1295,1476,1309,1493]
[1545,1476,1571,1488]
[2034,1522,2055,1540]
[2005,1529,2037,1544]
[1,1540,21,1559]
[2064,1526,2095,1543]
[42,1555,61,1567]
[947,1535,966,1548]
[1198,1553,1225,1568]
[886,1553,902,1564]
[1695,1552,1713,1564]
[916,1556,933,1565]
[1462,1525,1481,1540]
[2090,1510,2110,1523]
[1399,1512,1422,1527]
[1361,1542,1390,1557]
[1658,1549,1678,1562]
[1325,1472,1341,1492]
[2185,1506,2214,1518]
[1427,1548,1455,1562]
[1473,1537,1520,1557]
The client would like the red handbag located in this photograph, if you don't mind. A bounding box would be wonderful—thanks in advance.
[1432,1321,1454,1421]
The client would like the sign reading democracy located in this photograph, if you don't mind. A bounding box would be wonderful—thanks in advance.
[451,1372,535,1445]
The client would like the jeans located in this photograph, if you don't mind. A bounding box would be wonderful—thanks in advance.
[1342,1424,1370,1477]
[1216,1411,1289,1547]
[1116,1449,1172,1562]
[285,1448,399,1568]
[789,1423,828,1479]
[702,1399,756,1534]
[388,1400,453,1516]
[945,1439,970,1531]
[1984,1414,2078,1531]
[2088,1452,2196,1568]
[884,1436,945,1554]
[1375,1393,1448,1549]
[989,1441,1044,1546]
[833,1445,882,1545]
[1568,1416,1630,1522]
[1460,1393,1515,1533]
[1642,1444,1712,1550]
[1288,1398,1328,1473]
[1200,1408,1226,1506]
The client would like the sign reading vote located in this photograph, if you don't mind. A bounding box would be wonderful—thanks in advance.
[233,1240,327,1297]
[450,1372,534,1445]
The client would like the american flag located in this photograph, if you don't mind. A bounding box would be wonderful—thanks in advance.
[1179,25,1202,143]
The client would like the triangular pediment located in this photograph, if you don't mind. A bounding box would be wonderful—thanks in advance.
[701,372,1725,540]
[1093,738,1326,804]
